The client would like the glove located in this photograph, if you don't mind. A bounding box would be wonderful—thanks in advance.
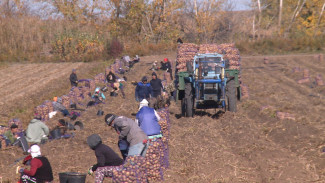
[19,168,24,173]
[88,166,93,175]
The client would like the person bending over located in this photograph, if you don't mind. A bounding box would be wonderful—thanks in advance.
[87,134,124,183]
[18,145,53,183]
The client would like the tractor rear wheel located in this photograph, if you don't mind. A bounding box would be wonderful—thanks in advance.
[184,83,193,117]
[181,98,186,116]
[227,79,237,112]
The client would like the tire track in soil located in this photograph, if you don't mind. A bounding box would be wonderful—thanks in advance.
[0,63,83,106]
[240,56,325,181]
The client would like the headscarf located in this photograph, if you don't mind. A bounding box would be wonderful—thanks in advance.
[28,145,41,158]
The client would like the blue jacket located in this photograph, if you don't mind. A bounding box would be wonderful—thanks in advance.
[135,82,152,101]
[136,106,161,136]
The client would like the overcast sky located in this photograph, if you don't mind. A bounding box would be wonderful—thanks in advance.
[231,0,251,11]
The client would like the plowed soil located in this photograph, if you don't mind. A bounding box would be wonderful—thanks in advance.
[0,53,324,183]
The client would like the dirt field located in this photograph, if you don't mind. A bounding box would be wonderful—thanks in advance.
[0,62,106,126]
[0,53,324,182]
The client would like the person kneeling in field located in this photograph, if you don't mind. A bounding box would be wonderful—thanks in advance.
[18,144,53,183]
[87,134,124,182]
[50,119,74,140]
[105,114,148,157]
[3,124,29,153]
[26,115,50,144]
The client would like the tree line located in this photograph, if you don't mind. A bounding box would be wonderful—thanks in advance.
[0,0,324,62]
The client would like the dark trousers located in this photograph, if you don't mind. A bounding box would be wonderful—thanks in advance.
[118,139,129,160]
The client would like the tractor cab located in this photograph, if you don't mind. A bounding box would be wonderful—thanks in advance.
[193,54,225,81]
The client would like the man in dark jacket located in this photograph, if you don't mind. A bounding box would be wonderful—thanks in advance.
[150,72,163,98]
[135,76,152,102]
[87,134,123,182]
[70,69,78,87]
[19,145,53,183]
[105,114,148,157]
[160,58,173,80]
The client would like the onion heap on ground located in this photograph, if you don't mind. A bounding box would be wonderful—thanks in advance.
[34,105,49,121]
[94,73,105,84]
[315,74,324,86]
[60,95,70,109]
[42,100,54,113]
[112,155,147,183]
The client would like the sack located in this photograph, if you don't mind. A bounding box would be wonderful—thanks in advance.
[110,91,118,97]
[101,86,108,92]
[70,104,77,109]
[87,101,96,107]
[97,110,104,116]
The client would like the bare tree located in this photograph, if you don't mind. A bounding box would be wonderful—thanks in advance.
[278,0,283,33]
[287,0,306,33]
[316,1,325,32]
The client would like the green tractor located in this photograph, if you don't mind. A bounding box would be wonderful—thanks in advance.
[176,53,241,117]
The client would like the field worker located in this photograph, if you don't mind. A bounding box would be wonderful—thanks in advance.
[135,76,152,102]
[50,119,74,139]
[53,97,71,117]
[150,72,163,98]
[92,87,106,103]
[150,60,158,71]
[87,134,124,182]
[26,114,49,144]
[70,68,78,87]
[106,71,125,98]
[105,114,148,157]
[4,124,29,153]
[136,99,162,138]
[160,58,173,80]
[18,144,53,183]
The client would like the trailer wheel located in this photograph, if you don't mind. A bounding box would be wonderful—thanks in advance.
[227,79,237,112]
[184,83,194,117]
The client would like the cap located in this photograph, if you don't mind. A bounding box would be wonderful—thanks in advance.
[139,99,149,110]
[28,145,41,158]
[141,76,148,82]
[152,72,157,77]
[58,119,66,126]
[105,114,116,126]
[164,58,168,62]
[95,87,100,93]
[10,124,18,129]
[87,134,102,150]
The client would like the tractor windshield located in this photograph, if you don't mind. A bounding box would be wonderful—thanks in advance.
[196,57,223,78]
